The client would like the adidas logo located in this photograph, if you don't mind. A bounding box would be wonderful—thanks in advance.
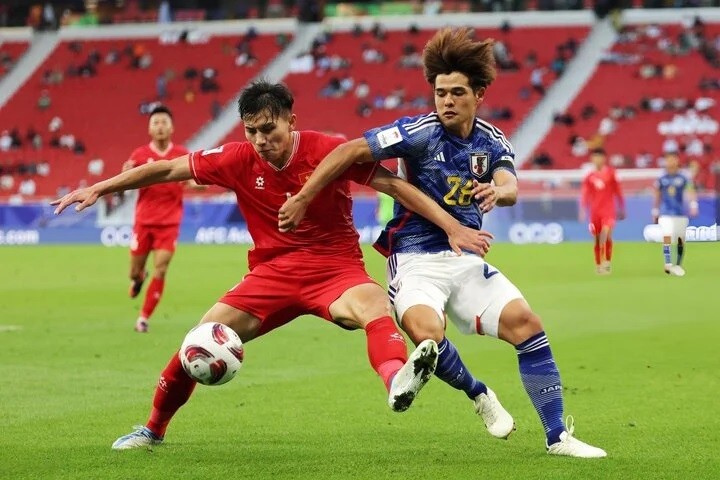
[434,152,446,162]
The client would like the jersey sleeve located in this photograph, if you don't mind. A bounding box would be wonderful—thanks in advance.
[188,143,242,190]
[363,115,433,161]
[612,169,625,209]
[489,138,517,178]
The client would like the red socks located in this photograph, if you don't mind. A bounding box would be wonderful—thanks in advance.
[146,352,196,437]
[365,317,408,391]
[593,238,601,266]
[140,277,165,319]
[605,238,613,262]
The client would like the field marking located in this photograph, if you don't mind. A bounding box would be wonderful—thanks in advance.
[0,325,22,332]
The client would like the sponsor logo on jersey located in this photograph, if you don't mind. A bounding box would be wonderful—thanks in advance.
[470,152,489,178]
[434,152,446,162]
[376,126,402,148]
[202,145,224,156]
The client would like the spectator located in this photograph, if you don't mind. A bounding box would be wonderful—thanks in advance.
[532,151,554,168]
[354,80,369,99]
[530,67,546,96]
[19,177,37,196]
[156,74,167,99]
[211,98,222,120]
[0,130,11,151]
[581,103,598,120]
[37,90,51,110]
[88,157,104,176]
[37,161,50,176]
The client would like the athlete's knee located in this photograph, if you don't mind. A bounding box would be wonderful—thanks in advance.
[498,299,543,346]
[200,305,260,343]
[401,305,444,345]
[154,265,169,279]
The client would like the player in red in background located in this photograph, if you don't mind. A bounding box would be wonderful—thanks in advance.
[580,148,625,274]
[123,105,203,333]
[52,81,492,449]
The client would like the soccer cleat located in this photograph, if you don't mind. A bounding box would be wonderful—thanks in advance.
[129,271,148,298]
[134,318,148,333]
[111,425,163,450]
[388,339,438,412]
[602,261,611,274]
[668,265,686,277]
[547,416,607,458]
[473,388,515,439]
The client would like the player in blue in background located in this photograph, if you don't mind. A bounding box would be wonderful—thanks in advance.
[280,27,606,458]
[652,151,699,277]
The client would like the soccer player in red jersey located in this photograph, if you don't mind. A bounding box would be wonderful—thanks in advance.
[580,148,625,274]
[123,105,198,333]
[52,81,492,449]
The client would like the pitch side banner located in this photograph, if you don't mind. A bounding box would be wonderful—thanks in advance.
[0,197,716,245]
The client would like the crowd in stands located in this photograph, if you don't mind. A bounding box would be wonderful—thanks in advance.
[534,18,720,191]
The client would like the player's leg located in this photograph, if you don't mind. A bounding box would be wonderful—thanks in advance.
[601,224,613,274]
[128,227,150,299]
[496,299,606,457]
[669,216,689,276]
[597,227,609,274]
[136,249,174,331]
[112,303,261,450]
[589,221,602,273]
[449,259,604,456]
[658,216,674,273]
[389,253,513,435]
[327,281,437,413]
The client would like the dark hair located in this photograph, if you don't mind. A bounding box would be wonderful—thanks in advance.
[149,105,173,119]
[237,80,294,120]
[423,27,496,91]
[590,147,606,156]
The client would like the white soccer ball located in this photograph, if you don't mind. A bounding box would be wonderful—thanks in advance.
[179,322,244,386]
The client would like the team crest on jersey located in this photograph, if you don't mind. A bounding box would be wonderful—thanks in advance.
[470,152,490,178]
[255,176,265,189]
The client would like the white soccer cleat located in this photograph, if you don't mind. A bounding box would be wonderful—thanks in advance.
[473,388,515,439]
[547,416,607,458]
[111,425,163,450]
[668,265,686,277]
[388,339,438,412]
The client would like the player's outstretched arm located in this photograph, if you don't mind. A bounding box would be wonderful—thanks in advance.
[52,155,192,214]
[686,181,699,217]
[371,166,492,256]
[279,138,373,232]
[651,184,661,223]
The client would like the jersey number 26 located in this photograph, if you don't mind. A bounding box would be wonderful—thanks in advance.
[443,176,474,206]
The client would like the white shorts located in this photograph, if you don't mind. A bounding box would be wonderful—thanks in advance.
[658,215,688,243]
[386,251,524,338]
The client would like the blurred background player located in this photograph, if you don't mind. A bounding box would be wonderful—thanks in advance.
[580,148,625,274]
[123,105,199,333]
[652,151,699,277]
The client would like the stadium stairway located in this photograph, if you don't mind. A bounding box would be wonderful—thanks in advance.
[0,31,58,110]
[186,22,322,151]
[511,17,616,165]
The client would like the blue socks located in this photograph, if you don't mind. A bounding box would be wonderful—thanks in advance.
[435,337,487,399]
[663,244,672,265]
[516,331,565,445]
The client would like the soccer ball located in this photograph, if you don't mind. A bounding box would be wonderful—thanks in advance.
[179,322,244,386]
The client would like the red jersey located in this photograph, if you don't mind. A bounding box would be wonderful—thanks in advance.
[189,131,378,270]
[129,142,189,226]
[581,166,624,218]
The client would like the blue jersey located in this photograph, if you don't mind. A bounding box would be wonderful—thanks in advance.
[656,172,690,216]
[364,112,516,255]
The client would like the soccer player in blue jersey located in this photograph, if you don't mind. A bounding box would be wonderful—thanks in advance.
[652,151,699,276]
[279,27,606,458]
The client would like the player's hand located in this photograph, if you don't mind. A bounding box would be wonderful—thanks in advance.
[578,210,586,223]
[472,180,498,213]
[689,205,699,218]
[51,187,100,214]
[121,160,135,172]
[278,194,308,232]
[447,225,494,257]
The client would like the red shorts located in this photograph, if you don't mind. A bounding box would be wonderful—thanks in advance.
[130,225,180,255]
[219,258,377,338]
[588,216,616,236]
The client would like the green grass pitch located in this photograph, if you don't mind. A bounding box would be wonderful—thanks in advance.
[1,242,718,479]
